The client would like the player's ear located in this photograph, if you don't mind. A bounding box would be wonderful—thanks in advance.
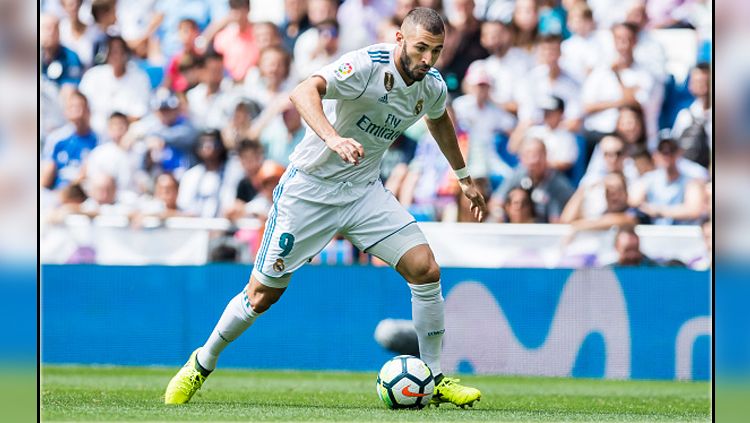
[395,30,404,47]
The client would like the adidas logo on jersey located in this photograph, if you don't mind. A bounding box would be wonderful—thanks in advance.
[378,94,389,104]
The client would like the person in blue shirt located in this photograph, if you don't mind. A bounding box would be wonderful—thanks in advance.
[41,13,84,88]
[42,91,98,190]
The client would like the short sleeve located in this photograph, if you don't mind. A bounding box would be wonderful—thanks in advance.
[426,83,448,120]
[314,50,373,101]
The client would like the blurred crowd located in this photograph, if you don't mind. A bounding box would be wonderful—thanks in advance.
[39,0,713,265]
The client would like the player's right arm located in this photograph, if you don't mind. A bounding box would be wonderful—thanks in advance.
[289,76,364,165]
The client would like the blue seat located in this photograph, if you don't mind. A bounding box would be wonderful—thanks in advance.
[136,59,165,89]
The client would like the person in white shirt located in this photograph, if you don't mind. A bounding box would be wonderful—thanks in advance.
[78,35,151,135]
[511,96,579,173]
[83,112,139,198]
[452,62,516,183]
[243,45,295,107]
[186,51,238,130]
[581,22,656,159]
[516,34,582,131]
[560,2,610,84]
[176,130,237,218]
[58,0,101,67]
[292,19,342,81]
[164,8,486,408]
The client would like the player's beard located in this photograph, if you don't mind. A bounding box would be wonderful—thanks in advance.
[399,44,430,82]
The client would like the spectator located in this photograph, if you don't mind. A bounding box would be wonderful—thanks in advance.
[44,182,88,224]
[453,63,516,185]
[538,0,567,37]
[394,0,420,25]
[213,0,259,82]
[377,16,403,44]
[576,135,639,218]
[337,0,396,52]
[41,91,98,190]
[672,63,712,168]
[279,0,311,52]
[511,96,579,173]
[162,18,202,93]
[629,138,707,225]
[79,35,152,135]
[629,145,655,177]
[436,0,489,94]
[621,0,668,82]
[177,130,236,217]
[117,0,164,59]
[221,99,262,151]
[225,139,265,220]
[293,18,341,80]
[80,172,133,217]
[503,187,537,223]
[256,101,306,167]
[244,46,294,107]
[612,225,658,266]
[615,104,647,155]
[154,0,218,61]
[476,20,534,114]
[253,21,283,53]
[243,160,286,219]
[581,22,656,159]
[489,137,574,223]
[511,0,540,53]
[561,2,609,84]
[58,0,100,67]
[84,112,139,197]
[41,13,84,89]
[89,0,119,66]
[516,34,582,131]
[186,51,237,130]
[562,171,650,230]
[137,172,187,219]
[131,90,199,176]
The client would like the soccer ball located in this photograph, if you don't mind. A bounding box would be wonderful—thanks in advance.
[376,355,434,409]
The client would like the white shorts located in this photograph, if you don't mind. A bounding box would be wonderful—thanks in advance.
[252,167,428,288]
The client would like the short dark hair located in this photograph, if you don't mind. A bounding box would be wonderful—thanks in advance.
[402,7,445,35]
[629,145,652,161]
[237,138,263,155]
[90,0,115,22]
[613,22,639,36]
[229,0,249,10]
[196,129,228,163]
[538,34,563,44]
[695,62,711,73]
[108,111,128,121]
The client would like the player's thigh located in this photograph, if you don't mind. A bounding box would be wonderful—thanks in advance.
[253,178,339,288]
[343,182,428,268]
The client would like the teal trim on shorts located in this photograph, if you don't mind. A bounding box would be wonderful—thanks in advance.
[363,220,417,253]
[256,167,297,271]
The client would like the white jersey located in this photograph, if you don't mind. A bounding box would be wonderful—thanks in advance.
[289,43,448,185]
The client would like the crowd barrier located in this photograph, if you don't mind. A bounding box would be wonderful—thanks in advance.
[42,264,710,380]
[41,218,708,269]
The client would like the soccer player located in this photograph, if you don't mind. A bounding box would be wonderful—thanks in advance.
[164,8,486,408]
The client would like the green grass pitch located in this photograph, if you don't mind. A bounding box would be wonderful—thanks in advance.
[42,366,710,422]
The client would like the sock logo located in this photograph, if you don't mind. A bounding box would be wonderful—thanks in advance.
[428,329,445,337]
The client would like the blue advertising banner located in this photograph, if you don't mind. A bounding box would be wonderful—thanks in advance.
[42,265,710,380]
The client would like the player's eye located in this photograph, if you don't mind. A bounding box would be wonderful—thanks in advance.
[416,46,426,53]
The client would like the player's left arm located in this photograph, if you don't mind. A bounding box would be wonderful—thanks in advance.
[425,110,487,222]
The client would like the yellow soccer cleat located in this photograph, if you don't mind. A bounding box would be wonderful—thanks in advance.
[164,349,210,404]
[430,377,481,408]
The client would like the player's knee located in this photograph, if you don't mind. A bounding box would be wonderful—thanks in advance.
[410,259,441,284]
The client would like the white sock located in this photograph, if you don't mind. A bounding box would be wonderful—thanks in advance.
[197,291,261,371]
[409,281,444,377]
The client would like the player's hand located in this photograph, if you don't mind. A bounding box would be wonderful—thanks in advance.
[325,136,365,165]
[458,177,488,222]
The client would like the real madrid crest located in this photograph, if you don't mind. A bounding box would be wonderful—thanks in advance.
[384,72,394,92]
[414,99,424,115]
[273,258,285,272]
